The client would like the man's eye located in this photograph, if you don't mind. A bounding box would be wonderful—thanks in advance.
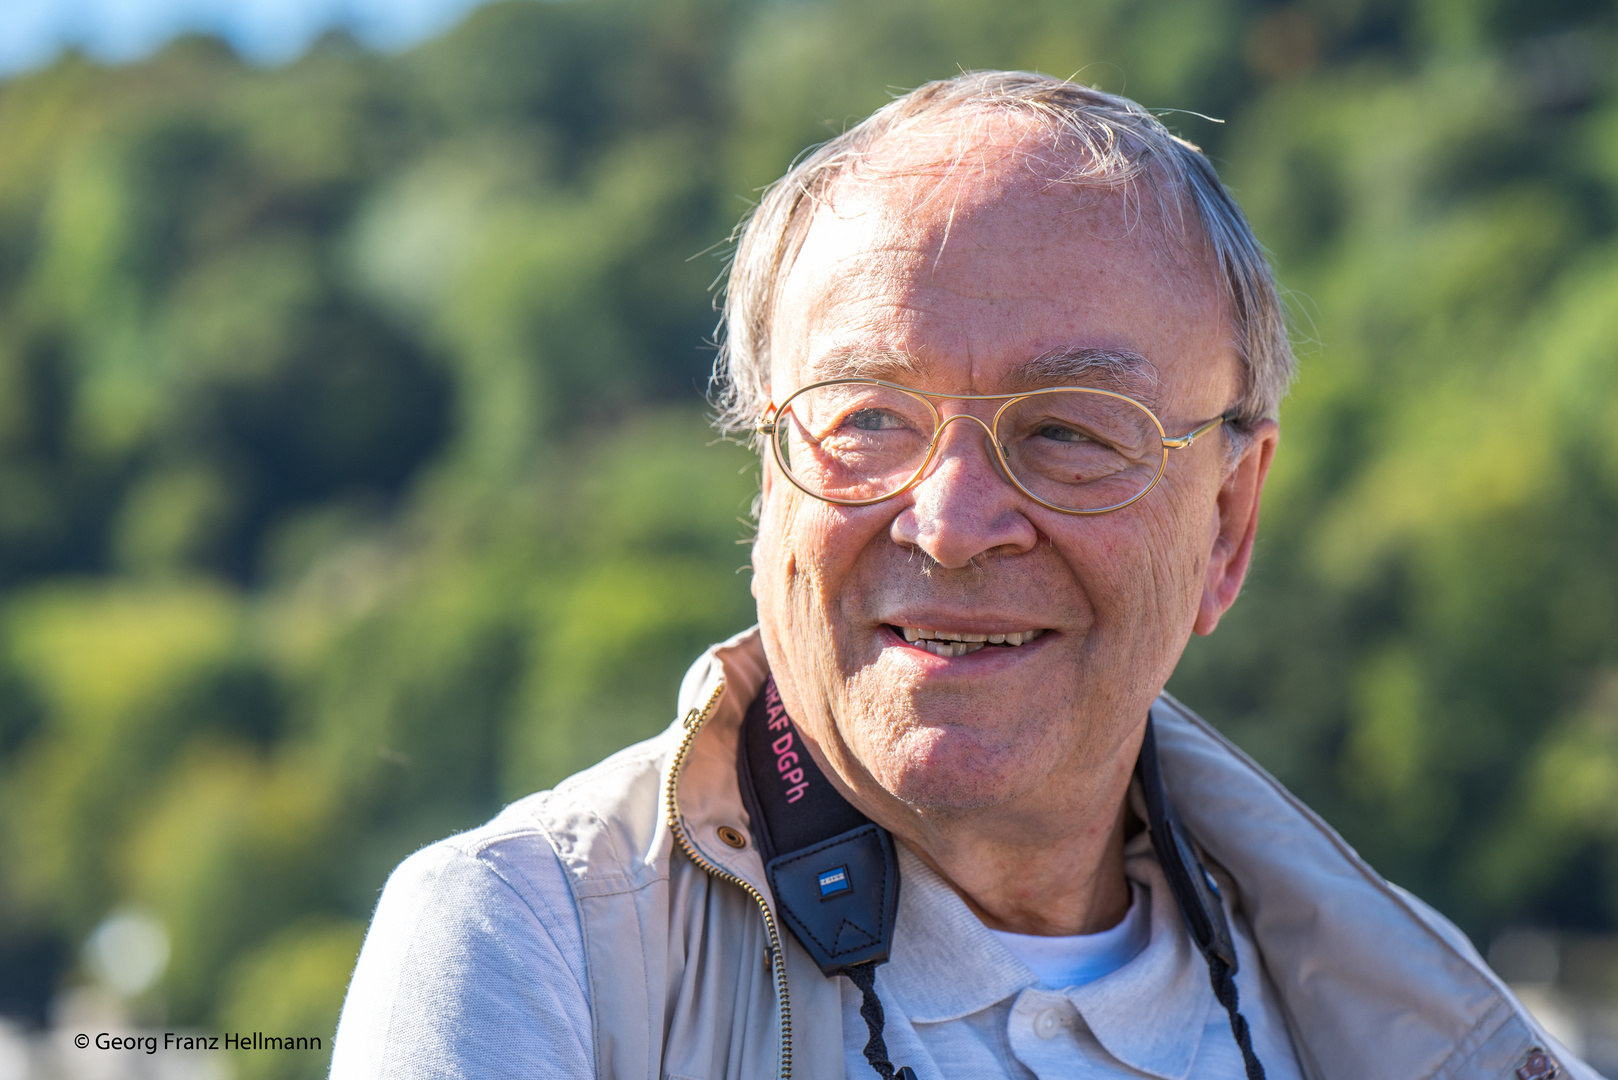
[847,409,904,431]
[1036,424,1097,444]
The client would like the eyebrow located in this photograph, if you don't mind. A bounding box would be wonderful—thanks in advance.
[801,345,1160,405]
[1002,348,1161,405]
[804,347,927,384]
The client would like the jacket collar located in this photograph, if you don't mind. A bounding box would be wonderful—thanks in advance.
[1148,693,1573,1080]
[667,627,774,902]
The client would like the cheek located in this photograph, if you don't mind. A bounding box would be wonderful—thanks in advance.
[1135,472,1224,618]
[754,494,797,610]
[758,486,877,600]
[755,491,837,638]
[1068,485,1210,633]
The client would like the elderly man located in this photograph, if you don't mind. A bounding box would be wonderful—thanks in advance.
[331,72,1596,1080]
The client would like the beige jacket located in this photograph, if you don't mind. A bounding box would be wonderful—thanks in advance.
[526,628,1597,1080]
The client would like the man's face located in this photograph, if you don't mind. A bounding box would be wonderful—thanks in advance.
[752,124,1258,825]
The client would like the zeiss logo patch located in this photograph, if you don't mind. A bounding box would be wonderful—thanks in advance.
[817,866,852,899]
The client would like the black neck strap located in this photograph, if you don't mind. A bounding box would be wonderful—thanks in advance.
[737,675,899,976]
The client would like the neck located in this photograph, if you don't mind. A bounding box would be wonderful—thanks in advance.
[908,794,1134,936]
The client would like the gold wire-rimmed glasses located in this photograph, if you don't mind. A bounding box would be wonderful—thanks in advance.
[756,378,1236,515]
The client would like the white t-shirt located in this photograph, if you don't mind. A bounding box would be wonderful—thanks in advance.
[983,881,1151,989]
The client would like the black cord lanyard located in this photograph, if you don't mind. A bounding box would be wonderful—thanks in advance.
[736,677,1264,1080]
[1135,719,1268,1080]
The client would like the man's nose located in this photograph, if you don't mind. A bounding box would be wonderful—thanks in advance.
[889,413,1040,569]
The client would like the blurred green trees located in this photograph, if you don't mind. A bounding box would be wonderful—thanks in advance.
[0,0,1614,1073]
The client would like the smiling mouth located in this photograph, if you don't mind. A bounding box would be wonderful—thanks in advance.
[891,625,1049,658]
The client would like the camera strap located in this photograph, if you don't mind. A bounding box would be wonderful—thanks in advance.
[736,675,910,1079]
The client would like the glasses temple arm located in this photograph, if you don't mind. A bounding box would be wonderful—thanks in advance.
[1162,411,1239,450]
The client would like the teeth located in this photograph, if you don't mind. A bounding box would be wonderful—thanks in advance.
[919,639,984,657]
[898,627,1046,651]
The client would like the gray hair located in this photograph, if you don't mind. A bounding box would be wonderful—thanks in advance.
[711,70,1294,439]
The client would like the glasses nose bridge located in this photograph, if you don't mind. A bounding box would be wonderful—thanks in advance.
[931,409,998,443]
[925,410,1004,467]
[910,409,1011,495]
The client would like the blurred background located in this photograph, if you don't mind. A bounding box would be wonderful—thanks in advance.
[0,0,1614,1076]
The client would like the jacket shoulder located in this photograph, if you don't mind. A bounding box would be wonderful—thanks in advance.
[501,722,685,898]
[333,817,596,1078]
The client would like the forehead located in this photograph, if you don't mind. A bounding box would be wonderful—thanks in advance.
[770,117,1236,407]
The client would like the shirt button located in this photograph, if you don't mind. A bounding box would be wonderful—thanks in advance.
[1034,1008,1062,1039]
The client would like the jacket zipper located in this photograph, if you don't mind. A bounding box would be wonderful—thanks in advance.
[663,679,794,1080]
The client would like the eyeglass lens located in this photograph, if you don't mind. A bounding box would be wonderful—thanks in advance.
[773,383,1166,512]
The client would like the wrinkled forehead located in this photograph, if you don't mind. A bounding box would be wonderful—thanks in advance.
[768,114,1232,399]
[812,110,1215,279]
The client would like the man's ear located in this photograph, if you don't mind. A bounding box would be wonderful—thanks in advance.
[1193,419,1278,636]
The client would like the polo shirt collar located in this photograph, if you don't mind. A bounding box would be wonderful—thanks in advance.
[881,836,1213,1080]
[882,844,1037,1022]
[1066,838,1214,1080]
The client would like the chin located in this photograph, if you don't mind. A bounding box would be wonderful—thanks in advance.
[860,720,1042,813]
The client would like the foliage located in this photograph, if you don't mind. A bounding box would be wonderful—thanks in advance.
[220,918,367,1080]
[0,0,1613,1061]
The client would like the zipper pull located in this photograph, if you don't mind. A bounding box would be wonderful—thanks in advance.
[685,679,727,729]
